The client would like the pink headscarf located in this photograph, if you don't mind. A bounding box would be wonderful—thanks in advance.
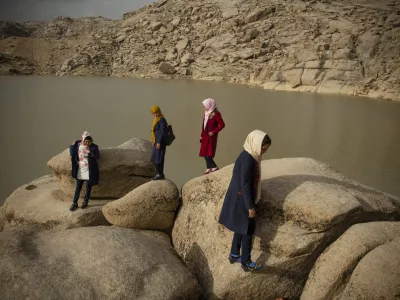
[202,98,216,129]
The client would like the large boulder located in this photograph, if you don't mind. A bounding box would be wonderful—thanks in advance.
[172,158,400,299]
[301,222,400,300]
[103,180,179,230]
[116,137,152,152]
[0,226,201,300]
[47,138,155,198]
[3,175,110,230]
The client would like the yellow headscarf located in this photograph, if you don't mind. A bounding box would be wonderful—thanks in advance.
[243,130,267,203]
[151,106,164,143]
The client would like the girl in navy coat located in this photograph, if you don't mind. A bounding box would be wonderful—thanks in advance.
[69,131,100,211]
[199,98,225,174]
[219,130,271,272]
[151,106,168,180]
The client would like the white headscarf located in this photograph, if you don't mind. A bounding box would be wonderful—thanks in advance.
[202,98,216,129]
[81,131,91,142]
[243,130,267,203]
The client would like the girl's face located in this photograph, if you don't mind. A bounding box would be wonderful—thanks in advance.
[203,105,207,111]
[261,144,270,154]
[153,112,159,118]
[83,139,92,146]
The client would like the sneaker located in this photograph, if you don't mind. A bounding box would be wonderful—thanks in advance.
[210,167,219,172]
[241,261,263,272]
[228,254,241,264]
[204,169,211,175]
[69,203,78,211]
[152,174,165,181]
[81,201,88,209]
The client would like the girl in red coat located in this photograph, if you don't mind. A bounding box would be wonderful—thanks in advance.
[200,98,225,174]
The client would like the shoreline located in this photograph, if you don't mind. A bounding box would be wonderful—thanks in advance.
[2,72,397,103]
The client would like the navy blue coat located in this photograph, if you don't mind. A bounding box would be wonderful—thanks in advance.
[69,141,100,186]
[219,150,259,235]
[151,117,167,164]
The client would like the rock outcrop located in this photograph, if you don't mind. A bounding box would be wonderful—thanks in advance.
[103,180,179,230]
[0,207,5,232]
[0,0,399,101]
[0,226,201,300]
[116,137,153,152]
[47,138,155,198]
[2,175,111,230]
[172,158,400,299]
[301,222,400,300]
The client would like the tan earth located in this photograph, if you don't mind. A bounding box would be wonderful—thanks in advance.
[172,157,400,299]
[1,0,399,101]
[103,180,180,230]
[2,175,111,230]
[47,138,155,198]
[300,222,400,300]
[0,226,201,300]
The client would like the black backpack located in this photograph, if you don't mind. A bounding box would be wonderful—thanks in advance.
[164,124,176,146]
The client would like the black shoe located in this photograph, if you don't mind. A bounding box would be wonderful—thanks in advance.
[152,174,165,180]
[69,203,78,211]
[81,201,88,209]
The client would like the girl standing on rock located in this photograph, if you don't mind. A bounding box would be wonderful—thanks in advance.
[200,98,225,174]
[219,130,271,272]
[151,106,168,180]
[69,131,100,211]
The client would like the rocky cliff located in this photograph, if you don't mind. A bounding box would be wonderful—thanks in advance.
[1,0,400,101]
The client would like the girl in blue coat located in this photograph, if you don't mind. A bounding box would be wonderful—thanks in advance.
[69,131,100,211]
[219,130,271,272]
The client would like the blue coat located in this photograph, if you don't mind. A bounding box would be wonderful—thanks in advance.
[152,117,167,164]
[69,141,100,186]
[219,150,258,235]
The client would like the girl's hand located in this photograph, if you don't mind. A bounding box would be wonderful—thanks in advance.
[156,143,161,149]
[248,208,256,218]
[208,132,213,136]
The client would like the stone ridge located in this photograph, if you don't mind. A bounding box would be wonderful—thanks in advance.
[0,0,399,101]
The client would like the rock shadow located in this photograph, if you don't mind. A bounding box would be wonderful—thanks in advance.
[186,242,222,300]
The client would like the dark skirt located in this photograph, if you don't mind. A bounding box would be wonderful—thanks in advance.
[151,145,166,164]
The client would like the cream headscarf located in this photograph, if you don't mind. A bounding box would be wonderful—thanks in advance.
[202,98,216,129]
[243,130,267,203]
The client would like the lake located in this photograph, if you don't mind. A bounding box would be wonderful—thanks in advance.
[0,75,399,205]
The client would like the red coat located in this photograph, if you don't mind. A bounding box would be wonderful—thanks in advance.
[199,110,225,157]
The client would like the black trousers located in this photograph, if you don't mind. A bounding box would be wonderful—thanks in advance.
[73,180,92,203]
[204,156,217,169]
[230,218,256,264]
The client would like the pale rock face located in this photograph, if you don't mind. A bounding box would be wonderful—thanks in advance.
[172,158,400,299]
[47,138,155,199]
[3,175,111,230]
[102,180,180,231]
[0,226,201,300]
[301,222,400,300]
